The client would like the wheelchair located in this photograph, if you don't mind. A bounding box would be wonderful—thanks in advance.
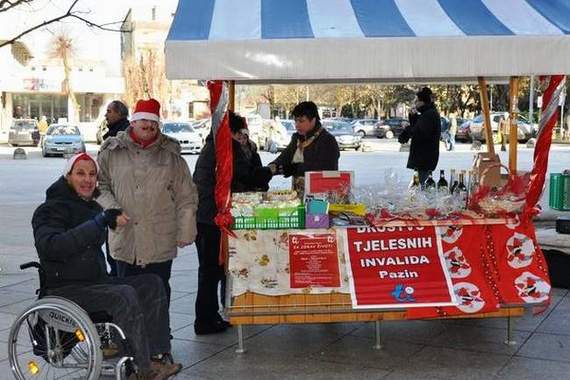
[8,262,134,380]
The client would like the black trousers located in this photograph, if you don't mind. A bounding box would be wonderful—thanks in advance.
[195,222,225,323]
[116,260,173,306]
[47,274,170,371]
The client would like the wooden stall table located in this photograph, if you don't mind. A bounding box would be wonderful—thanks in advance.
[225,217,551,352]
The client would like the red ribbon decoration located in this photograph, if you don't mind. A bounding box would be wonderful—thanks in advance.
[207,81,236,265]
[523,75,566,222]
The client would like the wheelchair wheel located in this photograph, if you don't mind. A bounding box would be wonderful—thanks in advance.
[8,297,102,380]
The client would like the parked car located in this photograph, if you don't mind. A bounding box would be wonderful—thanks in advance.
[8,119,40,147]
[162,121,203,154]
[265,119,295,151]
[191,119,211,142]
[323,119,361,150]
[469,113,534,143]
[41,124,85,157]
[375,117,410,139]
[351,119,380,137]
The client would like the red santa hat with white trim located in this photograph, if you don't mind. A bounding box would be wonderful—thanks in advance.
[131,98,161,123]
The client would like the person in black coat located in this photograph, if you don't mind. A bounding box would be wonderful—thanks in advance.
[101,100,130,276]
[398,87,441,185]
[31,153,181,379]
[193,111,272,335]
[269,101,340,195]
[103,100,130,140]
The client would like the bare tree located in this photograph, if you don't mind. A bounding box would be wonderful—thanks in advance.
[49,31,79,122]
[0,0,126,49]
[123,49,168,117]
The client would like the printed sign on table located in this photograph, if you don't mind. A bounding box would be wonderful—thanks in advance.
[344,226,456,309]
[289,232,341,288]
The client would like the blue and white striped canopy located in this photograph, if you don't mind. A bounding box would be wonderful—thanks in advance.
[166,0,570,82]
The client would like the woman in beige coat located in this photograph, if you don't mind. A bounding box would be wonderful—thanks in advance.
[97,98,197,311]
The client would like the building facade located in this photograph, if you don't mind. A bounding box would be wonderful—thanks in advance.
[121,5,209,122]
[0,45,124,142]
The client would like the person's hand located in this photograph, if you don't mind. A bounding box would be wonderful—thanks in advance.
[177,241,191,248]
[116,213,130,227]
[94,209,123,230]
[282,163,297,177]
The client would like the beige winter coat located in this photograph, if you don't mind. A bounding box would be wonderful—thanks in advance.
[97,130,198,265]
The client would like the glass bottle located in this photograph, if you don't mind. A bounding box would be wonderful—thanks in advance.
[425,171,436,193]
[437,169,448,193]
[449,169,459,195]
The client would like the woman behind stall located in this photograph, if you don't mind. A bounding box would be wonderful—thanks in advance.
[269,101,340,194]
[193,111,272,335]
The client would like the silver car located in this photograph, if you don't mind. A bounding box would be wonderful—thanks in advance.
[351,119,380,137]
[8,119,40,147]
[162,122,203,154]
[41,125,85,157]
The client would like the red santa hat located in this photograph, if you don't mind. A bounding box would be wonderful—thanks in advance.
[64,153,99,175]
[131,98,161,123]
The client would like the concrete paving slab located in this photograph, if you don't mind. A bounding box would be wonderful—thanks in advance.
[517,333,570,363]
[173,323,273,347]
[350,320,447,345]
[170,338,228,369]
[381,346,510,380]
[0,311,16,332]
[170,293,197,316]
[536,297,570,336]
[0,297,36,316]
[426,324,531,355]
[0,290,35,308]
[306,334,424,371]
[181,350,391,380]
[170,311,195,332]
[497,356,570,380]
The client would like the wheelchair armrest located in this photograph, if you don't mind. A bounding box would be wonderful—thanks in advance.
[20,262,42,271]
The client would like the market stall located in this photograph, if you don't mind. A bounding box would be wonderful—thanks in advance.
[166,0,570,352]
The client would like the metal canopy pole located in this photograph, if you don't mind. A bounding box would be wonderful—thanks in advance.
[478,77,495,156]
[508,77,520,173]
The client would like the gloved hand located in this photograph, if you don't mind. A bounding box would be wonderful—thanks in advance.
[94,209,123,230]
[253,167,273,188]
[282,163,298,177]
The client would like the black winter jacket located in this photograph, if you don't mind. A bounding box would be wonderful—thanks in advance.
[270,126,340,177]
[194,136,271,225]
[398,103,441,171]
[31,176,108,289]
[103,118,129,140]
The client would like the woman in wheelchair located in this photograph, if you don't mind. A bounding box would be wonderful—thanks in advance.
[29,153,182,379]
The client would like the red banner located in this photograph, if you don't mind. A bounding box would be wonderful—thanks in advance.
[289,232,341,288]
[344,226,455,309]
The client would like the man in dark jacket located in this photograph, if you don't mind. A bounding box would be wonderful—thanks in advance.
[101,100,129,276]
[31,153,181,379]
[398,87,441,185]
[269,101,340,194]
[193,111,272,335]
[103,100,130,140]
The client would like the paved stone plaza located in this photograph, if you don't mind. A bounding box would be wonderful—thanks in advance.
[1,143,569,379]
